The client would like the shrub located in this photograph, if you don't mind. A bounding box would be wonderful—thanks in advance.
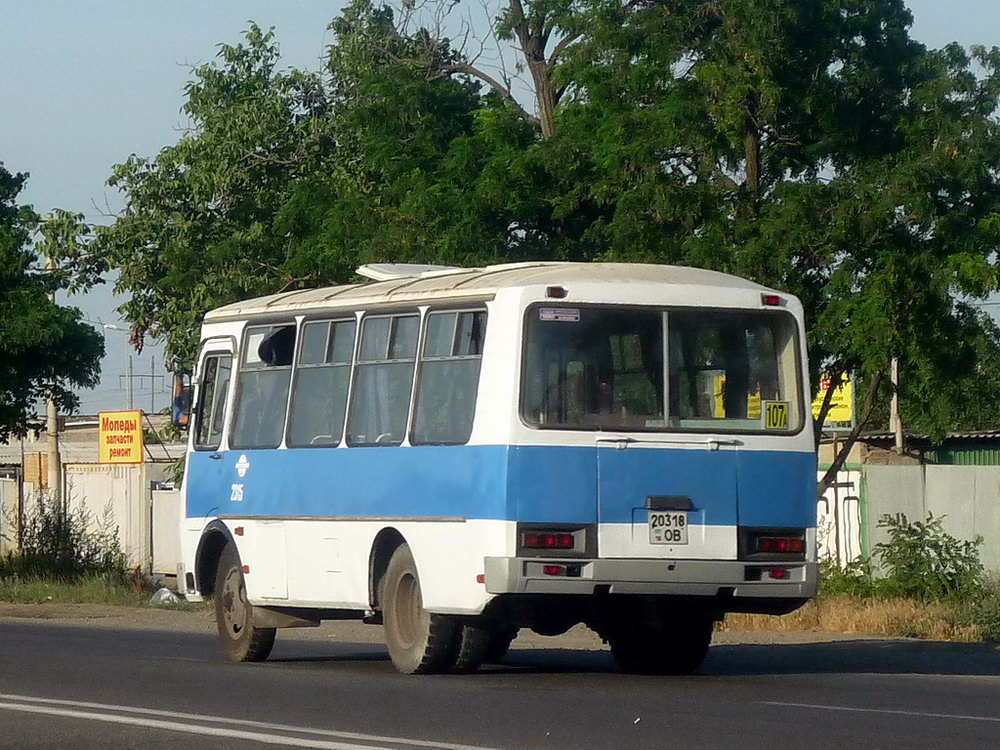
[0,492,130,585]
[951,574,1000,643]
[819,557,878,597]
[873,513,984,601]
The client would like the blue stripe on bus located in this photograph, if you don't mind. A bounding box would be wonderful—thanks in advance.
[186,445,816,528]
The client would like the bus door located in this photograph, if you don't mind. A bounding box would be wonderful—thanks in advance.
[596,437,740,559]
[186,342,235,521]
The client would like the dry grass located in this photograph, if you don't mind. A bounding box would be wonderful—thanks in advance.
[719,594,983,642]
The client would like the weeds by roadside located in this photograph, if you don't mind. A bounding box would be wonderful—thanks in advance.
[0,492,189,609]
[0,576,147,606]
[1,493,130,584]
[725,513,1000,643]
[722,595,982,642]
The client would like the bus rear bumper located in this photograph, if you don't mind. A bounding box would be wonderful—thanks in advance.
[483,556,817,602]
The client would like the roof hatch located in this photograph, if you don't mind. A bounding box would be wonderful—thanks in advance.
[356,263,464,281]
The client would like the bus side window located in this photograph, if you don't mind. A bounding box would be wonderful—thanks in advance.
[230,324,296,450]
[412,310,486,445]
[288,319,357,447]
[347,313,419,447]
[194,354,232,451]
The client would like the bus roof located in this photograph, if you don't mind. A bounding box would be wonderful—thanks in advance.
[204,262,770,320]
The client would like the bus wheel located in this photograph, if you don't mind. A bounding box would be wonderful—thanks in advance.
[214,543,276,663]
[382,543,458,674]
[482,626,519,663]
[607,616,713,675]
[452,621,491,673]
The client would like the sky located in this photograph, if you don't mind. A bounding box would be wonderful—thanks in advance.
[1,0,998,415]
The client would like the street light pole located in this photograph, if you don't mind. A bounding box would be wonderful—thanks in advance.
[45,249,62,508]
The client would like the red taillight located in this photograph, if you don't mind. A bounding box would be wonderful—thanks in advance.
[523,532,575,550]
[757,536,805,554]
[761,294,781,306]
[546,286,568,299]
[542,565,564,576]
[768,568,789,580]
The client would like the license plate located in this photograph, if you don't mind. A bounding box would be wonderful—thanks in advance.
[648,511,688,544]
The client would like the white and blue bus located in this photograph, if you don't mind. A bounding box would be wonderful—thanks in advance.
[174,262,817,674]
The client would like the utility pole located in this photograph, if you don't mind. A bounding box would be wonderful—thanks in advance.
[890,357,904,455]
[45,248,62,507]
[127,355,134,410]
[117,355,164,413]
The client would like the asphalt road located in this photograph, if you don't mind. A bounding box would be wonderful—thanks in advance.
[1,619,999,749]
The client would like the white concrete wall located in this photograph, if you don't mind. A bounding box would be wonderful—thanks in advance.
[817,469,863,566]
[64,463,148,569]
[151,489,181,575]
[0,478,17,556]
[865,464,1000,573]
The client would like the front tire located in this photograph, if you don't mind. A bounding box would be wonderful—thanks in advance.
[214,543,276,663]
[381,543,459,674]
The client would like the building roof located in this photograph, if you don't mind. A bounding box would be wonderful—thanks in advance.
[204,262,770,320]
[847,430,1000,443]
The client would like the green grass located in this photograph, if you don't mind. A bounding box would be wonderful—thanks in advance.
[0,576,150,606]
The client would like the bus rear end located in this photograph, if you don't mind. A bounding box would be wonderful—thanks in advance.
[481,282,816,673]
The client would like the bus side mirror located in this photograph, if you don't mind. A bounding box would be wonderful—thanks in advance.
[172,373,192,429]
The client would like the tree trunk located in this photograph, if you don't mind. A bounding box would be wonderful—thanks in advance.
[744,93,761,199]
[529,59,557,139]
[509,0,557,139]
[816,370,885,500]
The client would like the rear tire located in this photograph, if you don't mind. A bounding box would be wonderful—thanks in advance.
[483,626,519,663]
[452,622,492,673]
[214,543,276,663]
[607,616,713,675]
[382,543,459,674]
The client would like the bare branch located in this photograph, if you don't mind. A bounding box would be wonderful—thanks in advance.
[818,369,885,497]
[713,166,740,191]
[547,32,581,69]
[446,62,540,126]
[813,370,845,450]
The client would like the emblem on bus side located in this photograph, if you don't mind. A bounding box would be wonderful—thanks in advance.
[235,454,250,477]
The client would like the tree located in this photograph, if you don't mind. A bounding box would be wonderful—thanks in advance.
[95,25,331,364]
[538,0,1000,487]
[95,3,1000,496]
[0,164,104,440]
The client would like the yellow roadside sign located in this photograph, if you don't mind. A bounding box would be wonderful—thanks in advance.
[99,410,144,464]
[812,374,853,423]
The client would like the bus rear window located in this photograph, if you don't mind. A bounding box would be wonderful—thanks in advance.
[522,307,800,433]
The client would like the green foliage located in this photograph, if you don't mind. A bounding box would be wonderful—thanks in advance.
[822,512,986,602]
[95,24,332,363]
[87,0,1000,446]
[0,576,145,606]
[820,513,1000,641]
[874,513,984,601]
[0,164,104,440]
[951,575,1000,642]
[0,494,130,584]
[818,557,878,598]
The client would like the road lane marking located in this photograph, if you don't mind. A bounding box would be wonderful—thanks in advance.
[0,694,503,750]
[762,701,1000,724]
